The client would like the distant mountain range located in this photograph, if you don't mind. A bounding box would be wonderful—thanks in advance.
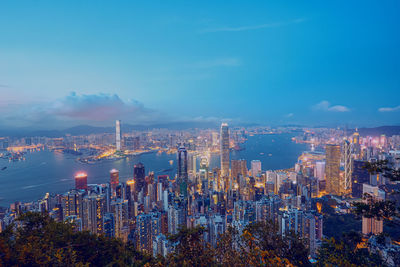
[0,124,399,138]
[350,126,400,137]
[0,121,220,137]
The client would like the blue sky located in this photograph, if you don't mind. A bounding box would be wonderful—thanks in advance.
[0,1,399,129]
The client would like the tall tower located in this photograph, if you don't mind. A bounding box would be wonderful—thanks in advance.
[75,172,88,190]
[116,120,122,151]
[110,169,119,197]
[177,145,188,197]
[326,144,341,195]
[343,140,352,194]
[220,123,230,177]
[134,163,146,196]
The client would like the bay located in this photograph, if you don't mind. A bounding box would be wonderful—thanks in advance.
[0,133,307,206]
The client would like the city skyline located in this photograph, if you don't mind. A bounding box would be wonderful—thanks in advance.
[0,1,399,130]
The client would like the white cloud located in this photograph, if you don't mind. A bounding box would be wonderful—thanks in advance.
[378,105,400,112]
[201,18,306,33]
[0,92,166,128]
[313,100,350,112]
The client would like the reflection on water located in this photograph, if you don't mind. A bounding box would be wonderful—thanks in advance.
[0,133,306,206]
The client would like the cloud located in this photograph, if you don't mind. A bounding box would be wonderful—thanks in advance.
[378,105,400,112]
[201,18,306,33]
[0,92,166,128]
[190,58,241,68]
[284,113,294,118]
[313,101,350,112]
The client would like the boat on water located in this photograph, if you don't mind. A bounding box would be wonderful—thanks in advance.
[1,166,6,170]
[169,160,174,165]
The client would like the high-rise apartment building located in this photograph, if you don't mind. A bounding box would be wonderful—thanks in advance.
[220,123,230,177]
[325,144,341,195]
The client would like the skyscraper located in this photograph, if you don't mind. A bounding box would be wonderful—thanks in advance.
[116,120,122,151]
[251,160,262,177]
[343,140,352,194]
[325,144,341,195]
[231,159,247,179]
[134,163,146,196]
[75,172,88,190]
[177,145,188,197]
[110,169,119,197]
[220,123,230,177]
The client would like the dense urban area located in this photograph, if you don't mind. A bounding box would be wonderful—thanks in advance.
[0,122,399,266]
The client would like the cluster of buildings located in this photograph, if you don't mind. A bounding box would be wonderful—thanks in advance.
[1,123,400,261]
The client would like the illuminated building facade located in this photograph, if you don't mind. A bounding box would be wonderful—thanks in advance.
[134,163,146,196]
[343,140,352,194]
[110,169,119,197]
[325,144,341,195]
[116,120,122,151]
[75,172,88,190]
[220,123,230,177]
[177,146,188,197]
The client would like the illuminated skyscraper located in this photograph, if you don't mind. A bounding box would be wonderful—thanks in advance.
[75,172,88,190]
[110,169,119,197]
[134,163,146,196]
[325,144,341,195]
[251,160,262,177]
[343,140,352,194]
[231,159,247,179]
[220,123,230,177]
[116,120,122,151]
[177,145,188,197]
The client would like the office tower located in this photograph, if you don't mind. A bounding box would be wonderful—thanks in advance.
[116,120,122,151]
[351,160,370,198]
[134,163,146,196]
[352,130,361,156]
[251,160,262,177]
[325,144,341,195]
[75,172,88,190]
[343,140,352,194]
[220,123,230,177]
[314,161,326,180]
[231,159,247,179]
[110,169,119,197]
[177,146,188,197]
[187,152,197,176]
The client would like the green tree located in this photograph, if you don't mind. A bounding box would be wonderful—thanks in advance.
[166,226,217,266]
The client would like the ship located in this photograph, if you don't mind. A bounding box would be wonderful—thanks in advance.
[1,167,6,171]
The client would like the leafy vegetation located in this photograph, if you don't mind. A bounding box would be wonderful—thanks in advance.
[317,231,383,266]
[0,212,155,266]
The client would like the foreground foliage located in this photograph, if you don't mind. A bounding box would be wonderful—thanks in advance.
[317,231,383,266]
[1,212,386,266]
[0,212,154,266]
